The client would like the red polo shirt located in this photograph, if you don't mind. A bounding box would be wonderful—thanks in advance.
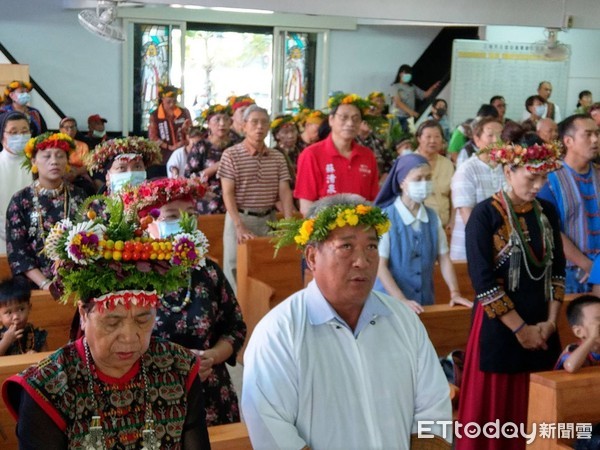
[294,135,379,201]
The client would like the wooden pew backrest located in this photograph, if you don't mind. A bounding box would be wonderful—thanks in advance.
[433,260,475,305]
[0,255,10,281]
[198,214,225,266]
[528,366,600,449]
[29,291,76,351]
[237,237,303,307]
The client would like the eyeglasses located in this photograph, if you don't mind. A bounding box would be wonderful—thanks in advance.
[334,114,361,125]
[3,130,28,136]
[246,119,270,127]
[61,125,77,130]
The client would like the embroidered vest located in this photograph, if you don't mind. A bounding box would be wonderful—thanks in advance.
[8,338,197,449]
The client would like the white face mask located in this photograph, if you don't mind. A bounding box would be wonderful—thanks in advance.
[16,92,31,106]
[535,104,547,117]
[407,180,433,203]
[5,133,31,155]
[93,129,106,138]
[109,170,147,193]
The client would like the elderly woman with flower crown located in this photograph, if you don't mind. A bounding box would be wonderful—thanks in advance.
[2,197,211,449]
[85,136,162,195]
[456,135,566,450]
[295,108,325,155]
[0,80,47,137]
[121,177,246,426]
[294,93,380,216]
[243,193,452,449]
[184,104,234,214]
[271,114,299,185]
[6,132,88,290]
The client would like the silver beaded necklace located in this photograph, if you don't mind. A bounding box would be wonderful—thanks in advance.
[82,338,159,450]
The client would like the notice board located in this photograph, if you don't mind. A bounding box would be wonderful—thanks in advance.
[449,40,570,127]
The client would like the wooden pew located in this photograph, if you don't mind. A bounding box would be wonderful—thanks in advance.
[421,297,577,357]
[29,290,76,351]
[197,214,225,266]
[0,352,252,450]
[236,237,303,307]
[528,366,600,450]
[208,422,252,450]
[236,276,275,364]
[433,260,475,305]
[0,255,10,281]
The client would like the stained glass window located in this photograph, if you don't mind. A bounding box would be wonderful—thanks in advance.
[133,24,172,134]
[281,31,317,113]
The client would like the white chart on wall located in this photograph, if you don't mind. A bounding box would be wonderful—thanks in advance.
[450,39,570,127]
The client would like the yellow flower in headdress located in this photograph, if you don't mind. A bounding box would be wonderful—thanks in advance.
[271,203,391,252]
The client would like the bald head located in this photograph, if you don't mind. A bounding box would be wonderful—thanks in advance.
[536,118,558,143]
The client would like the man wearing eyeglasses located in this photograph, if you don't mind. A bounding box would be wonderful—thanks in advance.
[218,104,294,291]
[294,93,380,217]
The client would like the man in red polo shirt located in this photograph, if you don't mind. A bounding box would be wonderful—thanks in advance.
[294,93,379,216]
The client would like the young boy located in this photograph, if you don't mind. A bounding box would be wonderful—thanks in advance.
[0,277,47,356]
[167,126,204,179]
[555,295,600,372]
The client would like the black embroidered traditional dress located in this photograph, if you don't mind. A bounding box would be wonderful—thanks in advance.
[6,181,88,278]
[154,259,246,426]
[3,338,210,449]
[456,193,566,450]
[184,139,231,214]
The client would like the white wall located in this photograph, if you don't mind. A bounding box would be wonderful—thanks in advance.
[327,25,442,106]
[0,0,122,131]
[485,26,600,119]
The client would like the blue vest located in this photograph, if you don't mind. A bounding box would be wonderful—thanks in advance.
[374,203,438,305]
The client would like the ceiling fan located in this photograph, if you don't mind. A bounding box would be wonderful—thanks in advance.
[78,0,141,43]
[533,28,570,60]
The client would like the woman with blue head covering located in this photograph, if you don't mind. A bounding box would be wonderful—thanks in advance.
[374,154,473,312]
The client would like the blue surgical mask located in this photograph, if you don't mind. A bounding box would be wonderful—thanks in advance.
[158,220,183,238]
[16,92,31,106]
[401,73,412,83]
[6,133,31,155]
[109,170,147,193]
[535,104,546,117]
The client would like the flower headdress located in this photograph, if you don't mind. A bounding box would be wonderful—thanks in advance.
[200,104,232,123]
[158,84,182,99]
[45,197,209,310]
[270,114,297,135]
[294,108,326,127]
[270,203,391,252]
[488,141,562,174]
[121,178,207,218]
[227,95,255,111]
[327,92,372,114]
[85,136,162,174]
[23,132,75,173]
[4,80,32,97]
[368,91,385,101]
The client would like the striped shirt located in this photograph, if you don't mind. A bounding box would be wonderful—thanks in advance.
[450,155,505,260]
[218,142,290,210]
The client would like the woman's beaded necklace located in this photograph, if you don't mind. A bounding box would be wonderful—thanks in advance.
[82,338,159,450]
[32,180,69,239]
[160,275,193,313]
[500,190,554,295]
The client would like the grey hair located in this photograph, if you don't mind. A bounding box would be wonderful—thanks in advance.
[306,193,369,219]
[243,104,269,121]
